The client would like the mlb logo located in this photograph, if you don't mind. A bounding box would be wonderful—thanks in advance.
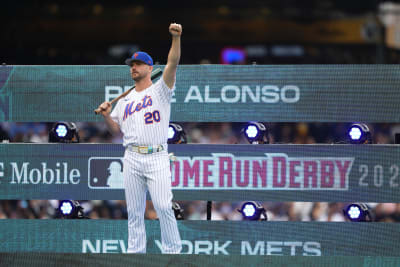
[88,157,124,189]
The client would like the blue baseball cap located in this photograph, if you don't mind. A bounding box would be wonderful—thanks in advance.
[125,51,153,66]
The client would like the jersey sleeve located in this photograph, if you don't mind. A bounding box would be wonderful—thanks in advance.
[155,76,175,103]
[110,100,121,126]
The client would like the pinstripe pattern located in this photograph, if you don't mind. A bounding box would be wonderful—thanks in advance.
[111,78,173,147]
[111,77,182,254]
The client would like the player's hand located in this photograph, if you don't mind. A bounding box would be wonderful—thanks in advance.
[169,23,182,37]
[98,101,112,116]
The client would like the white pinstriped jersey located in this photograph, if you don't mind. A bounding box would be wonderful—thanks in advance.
[110,77,175,147]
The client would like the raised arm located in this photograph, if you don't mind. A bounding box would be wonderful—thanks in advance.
[163,23,182,89]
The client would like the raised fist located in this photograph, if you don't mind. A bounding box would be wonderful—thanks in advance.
[169,23,182,37]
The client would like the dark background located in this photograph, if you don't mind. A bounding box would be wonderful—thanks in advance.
[3,0,400,65]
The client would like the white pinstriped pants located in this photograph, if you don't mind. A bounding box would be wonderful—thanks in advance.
[123,148,182,254]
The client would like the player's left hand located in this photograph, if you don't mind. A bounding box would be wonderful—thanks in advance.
[169,23,182,37]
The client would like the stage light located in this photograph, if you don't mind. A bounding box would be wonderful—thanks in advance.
[347,123,372,144]
[172,202,184,220]
[56,124,68,138]
[246,125,258,138]
[168,123,187,144]
[243,203,256,217]
[49,122,80,143]
[60,201,73,215]
[343,203,373,222]
[243,122,268,144]
[238,201,267,221]
[58,200,87,219]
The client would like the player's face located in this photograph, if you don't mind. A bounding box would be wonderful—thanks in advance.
[130,61,152,81]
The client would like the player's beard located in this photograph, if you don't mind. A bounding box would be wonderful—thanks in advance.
[132,73,144,82]
[132,72,151,82]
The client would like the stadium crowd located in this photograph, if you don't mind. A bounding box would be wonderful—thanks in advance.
[1,199,400,222]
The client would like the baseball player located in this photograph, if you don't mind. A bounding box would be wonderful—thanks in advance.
[97,23,183,254]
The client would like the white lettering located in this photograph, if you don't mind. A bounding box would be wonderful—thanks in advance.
[154,240,164,253]
[29,168,41,184]
[204,86,220,103]
[83,240,126,253]
[119,240,127,253]
[195,240,213,254]
[63,163,68,184]
[103,240,119,253]
[10,162,28,184]
[8,162,81,185]
[55,162,61,184]
[221,85,240,103]
[42,163,54,184]
[241,241,264,255]
[281,85,300,103]
[82,240,100,253]
[267,241,283,255]
[105,86,123,102]
[261,86,280,103]
[213,241,231,255]
[158,240,231,255]
[242,86,260,103]
[82,239,321,255]
[184,86,203,103]
[284,241,302,256]
[182,85,300,103]
[182,240,193,254]
[156,239,195,254]
[303,242,321,256]
[70,169,81,184]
